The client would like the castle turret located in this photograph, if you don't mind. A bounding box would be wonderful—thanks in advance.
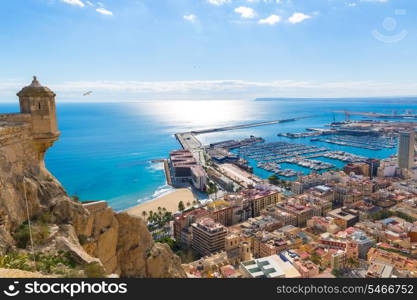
[17,76,60,163]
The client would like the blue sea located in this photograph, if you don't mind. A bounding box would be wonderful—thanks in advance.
[1,98,417,211]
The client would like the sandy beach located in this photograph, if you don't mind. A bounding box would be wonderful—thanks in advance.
[126,188,197,219]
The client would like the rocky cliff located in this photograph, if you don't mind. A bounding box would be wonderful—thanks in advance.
[0,79,186,278]
[0,122,185,277]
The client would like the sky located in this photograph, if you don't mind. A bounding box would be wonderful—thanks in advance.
[0,0,417,101]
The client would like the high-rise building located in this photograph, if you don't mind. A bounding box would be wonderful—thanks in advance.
[398,131,415,169]
[191,218,227,256]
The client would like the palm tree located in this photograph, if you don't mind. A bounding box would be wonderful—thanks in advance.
[142,211,147,218]
[186,202,191,207]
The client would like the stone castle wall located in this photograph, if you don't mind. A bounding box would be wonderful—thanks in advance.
[0,113,32,123]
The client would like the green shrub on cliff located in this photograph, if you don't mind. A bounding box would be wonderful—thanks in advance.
[0,251,77,275]
[0,251,104,278]
[83,262,106,278]
[13,212,55,249]
[0,253,33,271]
[34,251,77,274]
[13,222,50,249]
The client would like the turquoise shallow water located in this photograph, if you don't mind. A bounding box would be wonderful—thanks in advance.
[1,98,416,211]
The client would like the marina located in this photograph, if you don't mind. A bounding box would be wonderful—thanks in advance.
[172,111,407,189]
[311,134,396,151]
[312,138,382,150]
[236,139,370,178]
[275,157,335,171]
[238,142,328,161]
[209,136,265,150]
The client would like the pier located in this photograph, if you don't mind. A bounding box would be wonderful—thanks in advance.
[176,116,310,151]
[191,116,309,135]
[333,110,417,120]
[175,132,202,151]
[163,159,172,186]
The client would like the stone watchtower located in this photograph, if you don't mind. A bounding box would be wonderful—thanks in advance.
[17,76,60,162]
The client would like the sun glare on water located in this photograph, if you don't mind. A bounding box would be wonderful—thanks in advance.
[138,100,253,130]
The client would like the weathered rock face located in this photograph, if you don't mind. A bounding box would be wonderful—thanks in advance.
[146,243,186,278]
[0,133,186,277]
[0,79,186,278]
[0,119,75,244]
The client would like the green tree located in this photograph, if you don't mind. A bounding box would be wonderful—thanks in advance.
[268,175,279,185]
[310,253,321,265]
[178,201,185,212]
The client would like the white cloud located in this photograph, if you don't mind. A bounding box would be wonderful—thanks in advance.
[288,12,311,24]
[184,14,197,23]
[207,0,231,5]
[234,6,256,19]
[245,0,278,3]
[258,15,281,25]
[51,80,417,99]
[2,79,417,101]
[96,7,113,15]
[43,80,417,100]
[86,1,95,7]
[360,0,389,3]
[61,0,85,7]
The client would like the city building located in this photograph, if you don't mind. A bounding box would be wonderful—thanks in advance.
[327,207,359,229]
[169,150,197,183]
[367,247,417,275]
[331,250,346,271]
[240,255,301,278]
[191,218,228,256]
[344,163,370,177]
[366,262,394,278]
[218,163,261,188]
[173,208,209,244]
[190,165,208,191]
[398,131,415,169]
[279,250,320,278]
[291,173,325,194]
[275,202,314,227]
[239,188,282,218]
[307,216,340,234]
[262,204,298,227]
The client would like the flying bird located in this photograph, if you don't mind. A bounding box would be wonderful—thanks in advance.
[83,91,93,96]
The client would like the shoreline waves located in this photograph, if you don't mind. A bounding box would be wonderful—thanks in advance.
[125,188,197,219]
